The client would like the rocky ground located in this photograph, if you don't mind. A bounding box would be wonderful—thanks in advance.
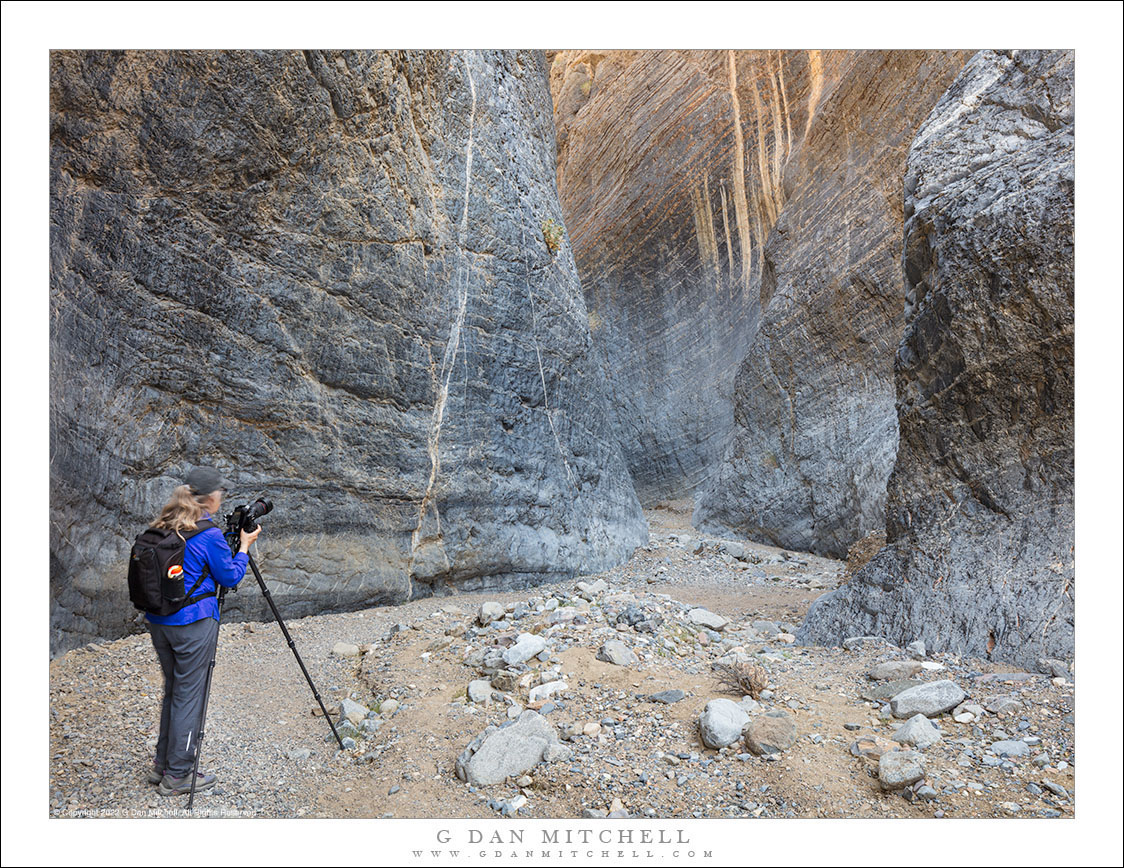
[49,502,1075,819]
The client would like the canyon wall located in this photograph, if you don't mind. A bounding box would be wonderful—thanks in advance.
[50,49,646,656]
[798,50,1075,666]
[694,50,974,556]
[550,50,972,558]
[550,50,816,504]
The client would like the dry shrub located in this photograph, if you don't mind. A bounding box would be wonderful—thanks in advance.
[712,661,769,699]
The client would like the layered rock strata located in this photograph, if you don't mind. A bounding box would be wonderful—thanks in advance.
[50,49,646,656]
[798,51,1075,666]
[549,50,972,559]
[694,50,974,556]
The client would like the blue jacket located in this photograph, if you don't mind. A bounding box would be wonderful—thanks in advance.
[145,512,248,626]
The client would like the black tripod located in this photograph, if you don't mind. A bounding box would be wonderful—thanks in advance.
[187,546,345,809]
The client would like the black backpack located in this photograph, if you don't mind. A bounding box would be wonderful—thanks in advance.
[127,520,218,616]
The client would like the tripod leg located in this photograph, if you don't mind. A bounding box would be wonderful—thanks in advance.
[247,554,346,749]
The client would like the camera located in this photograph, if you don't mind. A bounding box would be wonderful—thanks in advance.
[226,497,273,534]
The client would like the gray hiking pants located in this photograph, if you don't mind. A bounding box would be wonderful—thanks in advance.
[147,617,219,778]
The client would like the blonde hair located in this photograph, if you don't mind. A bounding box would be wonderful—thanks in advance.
[153,484,212,534]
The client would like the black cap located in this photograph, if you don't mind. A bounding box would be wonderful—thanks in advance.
[185,466,229,495]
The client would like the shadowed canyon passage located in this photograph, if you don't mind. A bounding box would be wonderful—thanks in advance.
[49,49,1074,668]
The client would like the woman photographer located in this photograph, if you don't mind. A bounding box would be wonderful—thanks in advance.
[144,466,261,796]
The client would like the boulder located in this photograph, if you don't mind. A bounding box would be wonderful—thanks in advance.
[892,714,942,749]
[339,698,369,727]
[743,710,797,755]
[467,680,494,704]
[456,710,559,786]
[478,603,505,626]
[597,640,639,667]
[879,750,926,790]
[502,633,548,666]
[890,680,967,718]
[867,661,923,681]
[687,608,729,631]
[698,699,750,749]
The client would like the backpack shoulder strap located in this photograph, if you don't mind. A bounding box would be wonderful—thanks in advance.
[182,519,219,540]
[181,519,220,600]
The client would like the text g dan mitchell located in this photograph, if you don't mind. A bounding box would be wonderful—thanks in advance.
[437,829,692,845]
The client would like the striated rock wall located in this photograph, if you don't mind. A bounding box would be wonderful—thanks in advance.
[798,51,1075,667]
[50,49,646,656]
[550,50,972,559]
[550,49,823,504]
[694,50,973,557]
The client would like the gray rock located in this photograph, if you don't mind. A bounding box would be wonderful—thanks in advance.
[649,689,686,705]
[687,608,729,631]
[893,714,942,749]
[543,743,573,763]
[48,49,646,656]
[467,680,494,704]
[868,660,924,681]
[491,670,520,693]
[991,739,1030,758]
[879,750,926,790]
[698,699,750,749]
[890,680,967,718]
[743,711,797,755]
[861,679,924,703]
[502,633,548,666]
[984,696,1022,715]
[456,710,559,786]
[973,671,1037,684]
[481,647,507,673]
[1042,781,1068,798]
[751,620,781,637]
[527,680,567,702]
[720,541,747,560]
[597,640,639,667]
[798,51,1075,670]
[1037,658,1071,679]
[478,603,505,626]
[332,643,361,658]
[498,794,528,816]
[952,702,985,721]
[339,698,369,726]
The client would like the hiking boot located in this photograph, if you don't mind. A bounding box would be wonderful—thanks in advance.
[157,771,217,796]
[146,764,164,785]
